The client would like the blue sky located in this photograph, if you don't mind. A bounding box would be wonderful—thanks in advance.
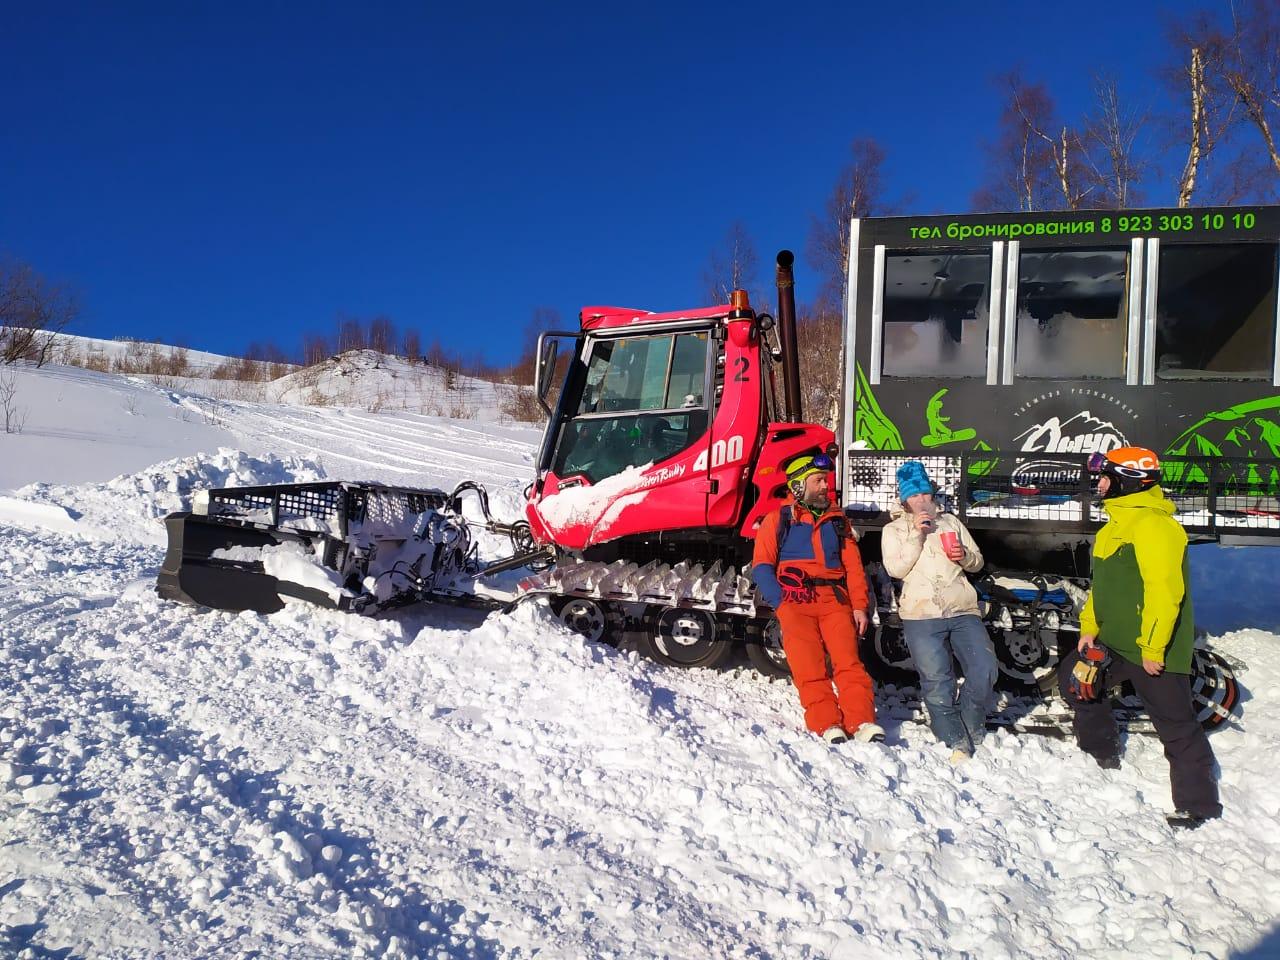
[2,1,1208,364]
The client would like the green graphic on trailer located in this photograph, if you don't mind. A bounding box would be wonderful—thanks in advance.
[921,388,977,447]
[854,362,904,450]
[966,440,998,478]
[1164,395,1280,489]
[917,387,996,477]
[854,367,996,476]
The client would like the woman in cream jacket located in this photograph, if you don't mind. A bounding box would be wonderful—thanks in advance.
[880,461,997,762]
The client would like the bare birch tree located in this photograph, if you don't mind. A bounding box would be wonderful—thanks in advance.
[702,222,760,305]
[336,314,367,353]
[302,333,331,367]
[1080,75,1149,208]
[1178,44,1211,206]
[368,315,396,355]
[506,308,560,386]
[1162,9,1247,207]
[401,328,422,362]
[795,299,844,429]
[974,75,1086,211]
[806,138,889,302]
[1217,0,1280,182]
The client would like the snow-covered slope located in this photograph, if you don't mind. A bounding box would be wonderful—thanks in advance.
[2,360,1280,959]
[265,350,513,416]
[0,363,236,491]
[50,331,256,376]
[1,360,537,495]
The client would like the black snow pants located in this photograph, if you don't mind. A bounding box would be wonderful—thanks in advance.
[1059,648,1222,819]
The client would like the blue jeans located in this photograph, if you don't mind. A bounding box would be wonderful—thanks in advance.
[901,615,999,751]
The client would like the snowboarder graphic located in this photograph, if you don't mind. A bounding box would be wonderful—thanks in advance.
[920,388,976,448]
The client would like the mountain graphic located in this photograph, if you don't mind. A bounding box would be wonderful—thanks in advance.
[1164,396,1280,490]
[1014,409,1127,450]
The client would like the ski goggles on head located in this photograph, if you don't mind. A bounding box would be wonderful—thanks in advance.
[1086,452,1158,480]
[785,453,834,481]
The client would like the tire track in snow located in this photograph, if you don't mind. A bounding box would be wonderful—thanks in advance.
[223,411,531,483]
[1,544,508,958]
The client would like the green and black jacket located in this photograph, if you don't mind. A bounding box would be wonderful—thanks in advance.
[1078,486,1195,674]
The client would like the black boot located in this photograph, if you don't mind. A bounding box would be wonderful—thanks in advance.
[1166,810,1220,830]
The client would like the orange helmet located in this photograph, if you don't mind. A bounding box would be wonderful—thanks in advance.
[1088,446,1161,498]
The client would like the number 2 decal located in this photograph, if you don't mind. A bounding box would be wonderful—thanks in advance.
[733,356,749,382]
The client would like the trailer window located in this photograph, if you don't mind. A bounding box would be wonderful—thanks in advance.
[882,251,991,377]
[1013,248,1128,379]
[1156,244,1277,380]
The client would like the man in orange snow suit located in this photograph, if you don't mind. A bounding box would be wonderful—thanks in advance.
[752,453,885,745]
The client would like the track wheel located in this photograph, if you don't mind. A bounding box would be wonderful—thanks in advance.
[858,616,919,686]
[550,596,614,645]
[746,616,790,679]
[992,626,1059,693]
[646,607,733,669]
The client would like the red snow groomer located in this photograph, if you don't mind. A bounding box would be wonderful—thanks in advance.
[158,252,834,675]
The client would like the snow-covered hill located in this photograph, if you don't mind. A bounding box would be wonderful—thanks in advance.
[0,358,536,494]
[43,333,524,417]
[2,360,1280,959]
[50,331,259,376]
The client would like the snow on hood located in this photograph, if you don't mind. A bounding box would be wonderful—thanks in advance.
[535,465,651,533]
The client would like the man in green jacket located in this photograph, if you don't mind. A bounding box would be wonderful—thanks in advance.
[1058,446,1222,829]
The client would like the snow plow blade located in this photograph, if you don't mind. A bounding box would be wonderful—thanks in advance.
[157,512,346,614]
[155,479,538,615]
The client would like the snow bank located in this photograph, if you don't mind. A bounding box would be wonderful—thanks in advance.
[266,350,512,419]
[6,449,326,545]
[3,508,1280,957]
[3,353,1280,958]
[0,362,236,492]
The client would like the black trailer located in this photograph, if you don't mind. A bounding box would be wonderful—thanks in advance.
[839,205,1280,545]
[835,205,1278,719]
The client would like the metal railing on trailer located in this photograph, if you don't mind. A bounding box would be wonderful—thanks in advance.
[843,450,1280,541]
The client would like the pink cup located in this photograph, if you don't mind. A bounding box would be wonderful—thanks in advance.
[938,530,960,557]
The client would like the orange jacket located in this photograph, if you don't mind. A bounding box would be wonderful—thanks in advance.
[752,501,870,610]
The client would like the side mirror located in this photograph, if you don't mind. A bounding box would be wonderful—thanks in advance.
[535,336,560,414]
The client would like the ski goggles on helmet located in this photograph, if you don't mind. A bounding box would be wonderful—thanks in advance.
[785,453,834,481]
[1086,450,1160,481]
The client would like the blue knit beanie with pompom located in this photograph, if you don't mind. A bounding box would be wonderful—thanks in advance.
[896,460,934,501]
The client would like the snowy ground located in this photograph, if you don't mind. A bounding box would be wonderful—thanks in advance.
[2,362,1280,959]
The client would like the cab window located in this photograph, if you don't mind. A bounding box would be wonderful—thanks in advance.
[555,332,711,481]
[577,333,708,414]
